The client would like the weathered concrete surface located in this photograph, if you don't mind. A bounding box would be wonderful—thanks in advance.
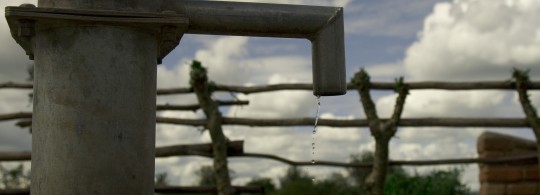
[31,19,157,195]
[38,0,161,12]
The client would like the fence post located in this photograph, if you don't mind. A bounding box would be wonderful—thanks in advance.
[190,61,234,195]
[351,70,408,194]
[513,69,540,195]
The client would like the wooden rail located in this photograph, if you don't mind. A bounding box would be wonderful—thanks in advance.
[3,81,540,95]
[2,112,533,128]
[0,186,264,195]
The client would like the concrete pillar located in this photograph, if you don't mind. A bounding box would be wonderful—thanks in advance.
[31,1,158,194]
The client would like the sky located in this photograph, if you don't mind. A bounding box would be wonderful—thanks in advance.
[2,0,540,192]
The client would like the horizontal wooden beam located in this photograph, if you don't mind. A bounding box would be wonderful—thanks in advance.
[0,82,32,89]
[5,112,532,128]
[3,80,540,95]
[0,149,534,168]
[0,141,244,161]
[156,81,540,95]
[159,117,531,128]
[157,100,249,111]
[0,185,264,195]
[235,153,537,168]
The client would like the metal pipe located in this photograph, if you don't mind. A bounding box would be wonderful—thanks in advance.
[162,0,347,96]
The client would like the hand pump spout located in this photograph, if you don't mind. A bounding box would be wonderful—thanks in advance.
[162,0,347,96]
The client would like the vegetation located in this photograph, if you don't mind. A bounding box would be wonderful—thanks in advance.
[0,163,30,189]
[154,151,471,195]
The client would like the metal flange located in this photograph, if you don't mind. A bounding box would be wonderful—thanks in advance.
[5,4,189,64]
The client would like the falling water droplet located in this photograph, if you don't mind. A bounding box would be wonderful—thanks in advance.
[311,95,321,182]
[312,96,321,161]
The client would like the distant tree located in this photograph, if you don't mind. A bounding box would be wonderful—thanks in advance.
[385,167,471,195]
[245,177,276,194]
[313,173,360,195]
[195,166,216,186]
[0,163,30,189]
[268,167,360,195]
[272,166,316,195]
[155,172,168,187]
[242,151,473,195]
[348,151,373,189]
[195,165,235,187]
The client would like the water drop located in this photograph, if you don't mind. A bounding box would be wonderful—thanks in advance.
[311,95,321,164]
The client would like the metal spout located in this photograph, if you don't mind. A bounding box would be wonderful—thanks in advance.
[162,0,347,96]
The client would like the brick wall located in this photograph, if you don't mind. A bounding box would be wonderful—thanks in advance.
[477,131,538,195]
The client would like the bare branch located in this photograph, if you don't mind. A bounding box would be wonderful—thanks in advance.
[389,81,409,127]
[351,69,379,123]
[0,141,244,161]
[211,81,540,94]
[155,186,263,194]
[0,186,264,195]
[157,87,193,95]
[513,68,540,194]
[1,150,535,168]
[514,69,540,132]
[236,153,537,168]
[6,80,540,94]
[0,82,32,89]
[9,115,534,128]
[0,112,31,121]
[157,100,249,111]
[190,61,234,195]
[0,151,31,161]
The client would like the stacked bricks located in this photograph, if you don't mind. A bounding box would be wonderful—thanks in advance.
[478,131,538,195]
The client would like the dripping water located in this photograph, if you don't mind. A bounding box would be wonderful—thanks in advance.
[311,95,321,182]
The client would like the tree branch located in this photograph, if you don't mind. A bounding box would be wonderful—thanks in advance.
[352,69,379,123]
[513,68,540,194]
[0,141,244,161]
[5,80,540,94]
[0,82,32,89]
[190,61,234,195]
[0,112,32,121]
[351,71,410,195]
[0,186,264,195]
[9,115,535,128]
[157,100,249,112]
[1,150,535,168]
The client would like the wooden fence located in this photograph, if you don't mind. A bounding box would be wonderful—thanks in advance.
[0,68,539,194]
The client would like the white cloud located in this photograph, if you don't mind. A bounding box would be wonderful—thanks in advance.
[377,90,518,118]
[364,61,408,81]
[405,0,540,81]
[370,0,540,191]
[346,0,444,38]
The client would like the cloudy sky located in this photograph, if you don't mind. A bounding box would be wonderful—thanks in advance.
[2,0,540,191]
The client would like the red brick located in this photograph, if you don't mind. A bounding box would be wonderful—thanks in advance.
[480,183,506,195]
[478,137,514,152]
[481,166,523,182]
[508,182,537,195]
[477,131,536,153]
[524,165,540,181]
[479,151,538,165]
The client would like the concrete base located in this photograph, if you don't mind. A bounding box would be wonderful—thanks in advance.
[31,25,157,194]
